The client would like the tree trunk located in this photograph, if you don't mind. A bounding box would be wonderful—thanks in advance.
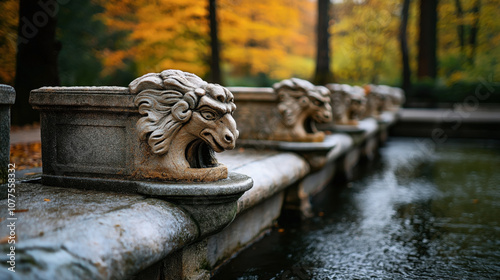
[417,0,438,80]
[454,0,465,56]
[13,0,61,125]
[313,0,333,85]
[399,0,411,92]
[208,0,222,85]
[468,0,481,65]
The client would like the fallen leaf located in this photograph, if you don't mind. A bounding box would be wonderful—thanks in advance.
[44,199,50,202]
[13,209,29,213]
[9,135,43,170]
[0,235,15,244]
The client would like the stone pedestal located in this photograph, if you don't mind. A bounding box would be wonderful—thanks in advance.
[30,75,249,192]
[229,79,332,143]
[0,85,15,199]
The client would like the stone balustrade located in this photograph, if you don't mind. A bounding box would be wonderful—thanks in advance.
[0,74,402,279]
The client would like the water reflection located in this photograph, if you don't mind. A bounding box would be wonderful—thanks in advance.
[213,139,500,279]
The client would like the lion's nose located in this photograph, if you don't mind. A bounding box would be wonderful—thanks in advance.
[224,133,234,143]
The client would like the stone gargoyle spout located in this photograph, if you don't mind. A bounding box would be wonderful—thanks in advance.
[130,70,238,182]
[273,78,332,142]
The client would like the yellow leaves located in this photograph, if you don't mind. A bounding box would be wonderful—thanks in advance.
[99,49,133,77]
[219,0,315,79]
[448,71,466,85]
[332,0,401,83]
[10,140,42,170]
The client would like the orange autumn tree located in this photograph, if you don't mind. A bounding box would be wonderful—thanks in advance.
[97,0,209,78]
[96,0,316,84]
[219,0,316,82]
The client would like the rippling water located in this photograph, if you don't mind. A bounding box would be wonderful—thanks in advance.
[213,138,500,279]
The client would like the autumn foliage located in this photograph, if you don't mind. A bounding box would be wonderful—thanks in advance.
[0,0,499,87]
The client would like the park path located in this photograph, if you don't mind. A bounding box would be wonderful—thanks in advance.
[10,125,41,144]
[9,125,42,175]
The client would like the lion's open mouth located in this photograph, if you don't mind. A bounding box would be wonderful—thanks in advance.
[185,139,219,168]
[304,118,318,134]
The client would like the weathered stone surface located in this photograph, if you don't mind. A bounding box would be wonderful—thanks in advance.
[183,191,284,280]
[236,134,347,171]
[237,134,338,153]
[0,183,199,279]
[31,86,140,190]
[16,76,399,280]
[326,83,351,125]
[1,85,15,198]
[363,84,386,119]
[326,83,366,125]
[137,172,252,198]
[348,86,368,121]
[229,78,332,143]
[0,147,309,280]
[162,149,309,278]
[318,85,367,133]
[371,85,405,112]
[0,85,16,105]
[130,70,239,182]
[378,110,398,125]
[30,70,245,193]
[218,149,310,214]
[350,118,379,145]
[137,172,253,238]
[390,108,500,139]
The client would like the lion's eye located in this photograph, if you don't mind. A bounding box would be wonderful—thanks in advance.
[201,110,217,120]
[313,99,323,107]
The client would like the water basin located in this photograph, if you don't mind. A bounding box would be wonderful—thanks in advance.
[214,138,500,279]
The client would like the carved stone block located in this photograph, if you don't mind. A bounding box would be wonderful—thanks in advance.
[318,84,366,133]
[386,86,406,111]
[348,86,368,122]
[130,70,239,182]
[326,83,352,125]
[363,84,386,119]
[231,78,332,143]
[364,84,405,117]
[30,70,249,189]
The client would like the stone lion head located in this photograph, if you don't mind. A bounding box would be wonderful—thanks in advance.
[273,78,332,128]
[130,70,238,171]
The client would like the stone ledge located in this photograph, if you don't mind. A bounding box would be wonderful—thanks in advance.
[218,149,310,214]
[0,149,309,279]
[398,108,500,122]
[0,183,199,279]
[391,108,500,139]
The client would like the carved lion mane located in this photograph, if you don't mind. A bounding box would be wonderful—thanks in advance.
[129,69,234,155]
[273,78,332,127]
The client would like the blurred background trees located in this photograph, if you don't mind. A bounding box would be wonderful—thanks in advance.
[1,0,499,125]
